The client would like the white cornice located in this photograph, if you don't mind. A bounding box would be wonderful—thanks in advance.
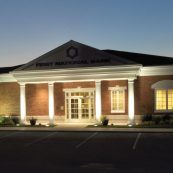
[139,65,173,76]
[10,65,141,83]
[1,65,173,83]
[0,74,17,82]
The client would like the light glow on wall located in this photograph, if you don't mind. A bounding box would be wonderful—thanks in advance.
[20,84,26,124]
[48,83,54,125]
[95,81,101,121]
[128,80,135,125]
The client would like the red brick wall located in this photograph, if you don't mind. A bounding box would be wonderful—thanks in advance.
[54,83,63,116]
[101,80,128,115]
[0,82,20,115]
[26,84,48,116]
[2,76,172,119]
[134,75,173,115]
[54,82,95,116]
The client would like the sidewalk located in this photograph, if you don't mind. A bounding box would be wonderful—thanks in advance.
[1,126,173,132]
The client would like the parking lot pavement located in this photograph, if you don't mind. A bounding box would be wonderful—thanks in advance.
[0,132,173,173]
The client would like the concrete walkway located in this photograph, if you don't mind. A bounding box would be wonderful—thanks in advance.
[1,125,173,132]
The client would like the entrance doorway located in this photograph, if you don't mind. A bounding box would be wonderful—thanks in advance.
[64,90,95,122]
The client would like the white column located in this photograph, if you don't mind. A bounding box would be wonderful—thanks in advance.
[20,83,26,124]
[48,82,54,125]
[95,80,102,121]
[128,79,135,125]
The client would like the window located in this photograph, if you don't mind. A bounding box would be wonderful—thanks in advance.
[109,86,126,113]
[152,80,173,112]
[168,90,173,110]
[155,89,173,111]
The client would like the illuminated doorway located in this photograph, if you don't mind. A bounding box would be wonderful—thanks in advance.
[64,89,95,122]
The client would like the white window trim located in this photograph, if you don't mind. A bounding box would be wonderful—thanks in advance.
[109,85,126,113]
[63,87,95,93]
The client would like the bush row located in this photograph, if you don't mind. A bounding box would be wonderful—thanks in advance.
[0,115,20,126]
[142,114,172,125]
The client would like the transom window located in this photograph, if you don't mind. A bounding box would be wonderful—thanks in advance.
[155,89,173,111]
[109,85,126,113]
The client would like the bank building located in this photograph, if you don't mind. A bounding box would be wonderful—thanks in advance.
[0,40,173,125]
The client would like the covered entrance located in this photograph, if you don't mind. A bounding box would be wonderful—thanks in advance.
[64,89,95,122]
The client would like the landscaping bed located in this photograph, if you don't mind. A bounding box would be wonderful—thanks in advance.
[87,124,173,128]
[0,115,54,127]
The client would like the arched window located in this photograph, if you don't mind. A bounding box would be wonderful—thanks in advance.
[151,80,173,112]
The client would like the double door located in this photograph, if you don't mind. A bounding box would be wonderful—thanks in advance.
[65,91,94,122]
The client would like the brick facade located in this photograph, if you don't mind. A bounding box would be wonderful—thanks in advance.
[26,84,48,116]
[0,76,173,124]
[0,82,20,115]
[134,75,173,115]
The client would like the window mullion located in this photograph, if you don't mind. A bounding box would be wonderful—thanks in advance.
[117,91,119,111]
[166,90,168,111]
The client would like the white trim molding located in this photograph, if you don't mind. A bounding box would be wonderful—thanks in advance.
[10,65,141,83]
[140,65,173,76]
[63,87,95,93]
[0,74,17,82]
[108,85,127,91]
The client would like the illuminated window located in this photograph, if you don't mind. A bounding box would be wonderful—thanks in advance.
[168,90,173,110]
[109,86,126,113]
[152,80,173,112]
[155,89,173,111]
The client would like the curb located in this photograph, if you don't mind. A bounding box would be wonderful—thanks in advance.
[1,127,173,133]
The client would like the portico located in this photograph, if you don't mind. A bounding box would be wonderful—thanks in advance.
[1,40,141,125]
[17,75,136,125]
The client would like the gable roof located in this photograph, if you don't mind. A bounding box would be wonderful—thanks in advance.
[0,65,23,74]
[14,40,137,71]
[1,40,173,74]
[104,49,173,66]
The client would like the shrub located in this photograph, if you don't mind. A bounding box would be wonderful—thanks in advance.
[142,114,152,122]
[0,116,15,126]
[0,115,5,124]
[10,116,20,125]
[162,114,171,124]
[153,116,161,125]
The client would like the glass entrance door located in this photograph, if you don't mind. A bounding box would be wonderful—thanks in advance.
[71,98,79,119]
[81,97,89,119]
[65,91,95,122]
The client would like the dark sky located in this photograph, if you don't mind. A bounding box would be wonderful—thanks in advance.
[0,0,173,67]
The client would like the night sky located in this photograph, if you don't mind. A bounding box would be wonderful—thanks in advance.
[0,0,173,67]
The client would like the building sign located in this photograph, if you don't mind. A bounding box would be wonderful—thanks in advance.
[36,59,110,67]
[66,46,78,59]
[35,46,111,67]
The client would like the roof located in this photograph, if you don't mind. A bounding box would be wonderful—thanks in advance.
[14,40,136,71]
[0,65,23,74]
[0,40,173,74]
[103,49,173,66]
